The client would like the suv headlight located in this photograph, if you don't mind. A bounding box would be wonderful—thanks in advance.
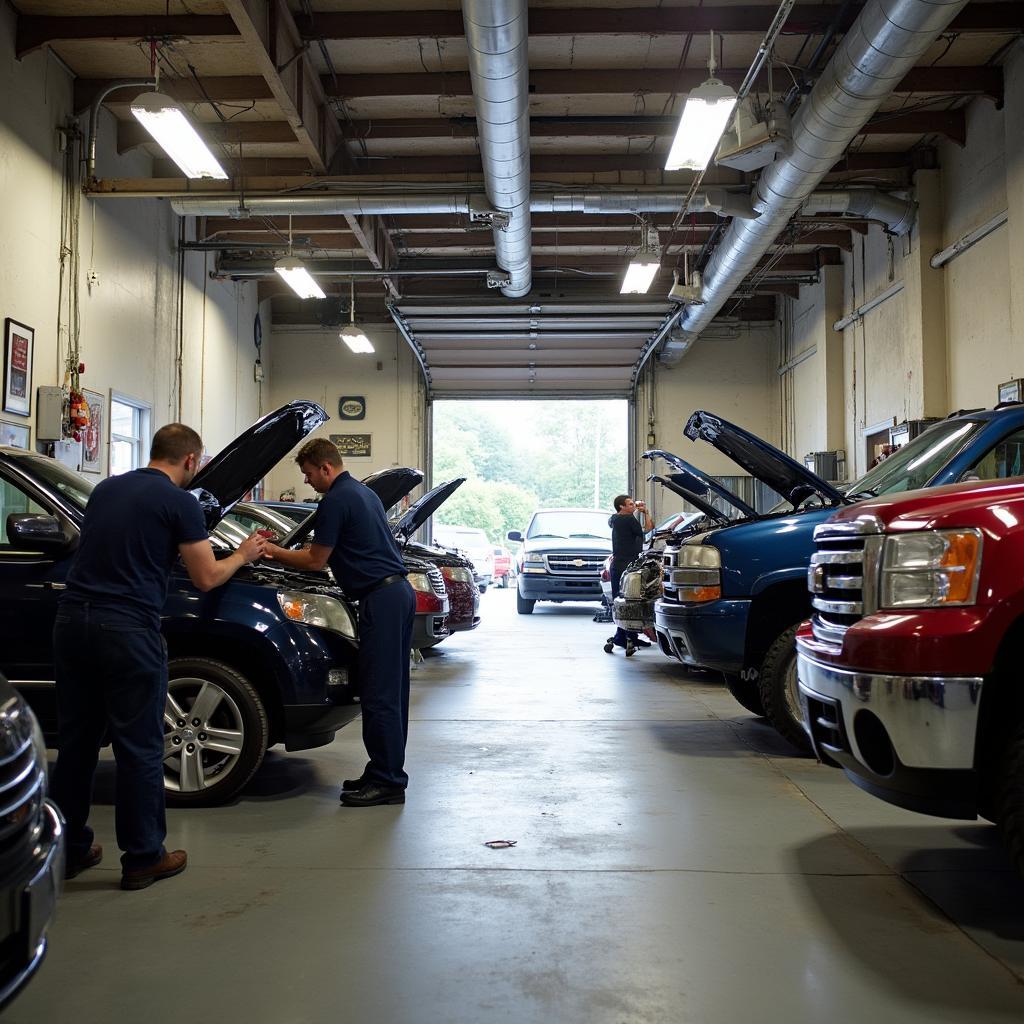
[669,544,722,602]
[879,529,982,608]
[408,572,432,593]
[278,591,357,640]
[441,566,474,585]
[522,555,547,575]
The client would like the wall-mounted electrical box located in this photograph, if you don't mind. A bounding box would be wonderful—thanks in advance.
[36,386,64,441]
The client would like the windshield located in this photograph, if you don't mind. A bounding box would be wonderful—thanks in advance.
[845,419,982,498]
[18,453,94,512]
[527,511,611,541]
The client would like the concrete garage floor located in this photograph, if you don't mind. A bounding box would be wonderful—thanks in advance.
[17,592,1024,1023]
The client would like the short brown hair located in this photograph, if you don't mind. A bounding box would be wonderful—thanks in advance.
[151,423,203,463]
[295,437,342,469]
[613,494,631,511]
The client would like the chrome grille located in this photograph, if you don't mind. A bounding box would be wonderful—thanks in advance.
[426,566,447,598]
[0,734,45,855]
[544,553,605,576]
[810,521,883,645]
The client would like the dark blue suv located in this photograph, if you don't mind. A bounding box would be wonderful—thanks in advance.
[0,402,361,806]
[654,406,1024,751]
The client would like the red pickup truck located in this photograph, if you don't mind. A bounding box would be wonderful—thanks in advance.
[796,478,1024,873]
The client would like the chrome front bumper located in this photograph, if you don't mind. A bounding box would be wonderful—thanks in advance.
[797,653,983,770]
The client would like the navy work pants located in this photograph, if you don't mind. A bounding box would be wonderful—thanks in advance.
[358,578,417,788]
[610,558,639,648]
[51,602,168,872]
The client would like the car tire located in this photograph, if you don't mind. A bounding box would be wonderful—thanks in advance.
[516,590,535,615]
[996,721,1024,874]
[164,658,270,807]
[757,626,813,754]
[722,671,765,717]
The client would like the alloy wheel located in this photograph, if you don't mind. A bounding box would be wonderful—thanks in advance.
[163,677,246,793]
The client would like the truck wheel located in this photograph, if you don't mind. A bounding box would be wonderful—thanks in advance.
[996,721,1024,874]
[723,671,765,717]
[163,658,270,807]
[516,590,535,615]
[758,627,813,754]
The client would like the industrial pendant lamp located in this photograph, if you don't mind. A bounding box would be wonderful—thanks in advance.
[621,220,662,295]
[665,31,738,172]
[274,217,326,300]
[129,92,228,180]
[340,280,374,353]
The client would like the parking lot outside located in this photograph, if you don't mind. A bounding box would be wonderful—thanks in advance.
[14,589,1024,1024]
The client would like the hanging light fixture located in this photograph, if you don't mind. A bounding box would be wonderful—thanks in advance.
[665,31,738,172]
[621,220,662,295]
[274,216,326,299]
[340,280,374,353]
[129,92,228,180]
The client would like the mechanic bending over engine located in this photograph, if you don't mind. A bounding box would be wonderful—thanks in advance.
[604,494,653,656]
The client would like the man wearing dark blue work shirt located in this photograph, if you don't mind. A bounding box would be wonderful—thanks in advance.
[53,423,266,890]
[265,438,416,807]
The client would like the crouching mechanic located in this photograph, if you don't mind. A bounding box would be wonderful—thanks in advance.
[264,438,416,806]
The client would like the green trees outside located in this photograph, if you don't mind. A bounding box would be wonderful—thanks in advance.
[432,400,627,543]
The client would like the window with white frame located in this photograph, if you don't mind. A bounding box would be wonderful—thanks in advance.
[109,394,151,476]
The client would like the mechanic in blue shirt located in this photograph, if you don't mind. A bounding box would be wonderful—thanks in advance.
[53,423,267,890]
[265,438,416,807]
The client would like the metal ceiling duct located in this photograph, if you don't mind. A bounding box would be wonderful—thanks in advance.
[801,189,915,235]
[462,0,532,298]
[659,0,969,364]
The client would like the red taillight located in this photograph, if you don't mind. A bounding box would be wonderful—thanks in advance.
[415,592,443,613]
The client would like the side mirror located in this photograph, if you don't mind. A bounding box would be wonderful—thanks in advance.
[6,513,71,554]
[507,530,523,542]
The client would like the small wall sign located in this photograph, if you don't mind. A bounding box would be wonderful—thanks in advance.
[331,433,372,458]
[338,395,366,420]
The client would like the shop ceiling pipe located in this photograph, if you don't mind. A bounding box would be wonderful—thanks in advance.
[658,0,970,364]
[462,0,532,298]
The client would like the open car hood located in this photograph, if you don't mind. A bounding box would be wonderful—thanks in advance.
[189,401,328,529]
[683,411,845,509]
[361,466,425,513]
[642,449,757,520]
[649,474,729,524]
[394,478,466,542]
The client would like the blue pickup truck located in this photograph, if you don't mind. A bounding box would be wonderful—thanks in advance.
[654,406,1024,750]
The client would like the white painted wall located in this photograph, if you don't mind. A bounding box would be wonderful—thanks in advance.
[0,7,262,474]
[265,322,425,499]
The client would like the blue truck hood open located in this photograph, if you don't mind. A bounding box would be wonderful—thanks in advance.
[683,411,845,509]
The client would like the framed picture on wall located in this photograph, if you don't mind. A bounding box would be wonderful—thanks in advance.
[82,388,105,473]
[3,319,33,417]
[0,420,30,449]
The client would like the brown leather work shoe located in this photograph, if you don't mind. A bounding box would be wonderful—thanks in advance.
[65,844,103,880]
[120,849,188,891]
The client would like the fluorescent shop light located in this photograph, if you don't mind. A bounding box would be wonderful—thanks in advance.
[621,257,661,295]
[274,257,326,300]
[665,78,738,172]
[340,280,375,353]
[129,92,228,180]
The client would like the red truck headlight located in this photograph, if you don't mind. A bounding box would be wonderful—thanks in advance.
[879,528,983,608]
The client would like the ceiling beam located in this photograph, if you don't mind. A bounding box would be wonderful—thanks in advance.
[324,65,1001,102]
[74,76,274,114]
[15,15,238,58]
[297,4,1024,38]
[118,120,299,154]
[348,109,965,144]
[345,214,401,301]
[223,0,342,174]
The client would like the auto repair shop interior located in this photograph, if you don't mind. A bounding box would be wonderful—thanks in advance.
[2,0,1024,1020]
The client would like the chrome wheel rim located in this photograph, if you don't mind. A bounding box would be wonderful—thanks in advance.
[163,678,245,793]
[783,656,804,727]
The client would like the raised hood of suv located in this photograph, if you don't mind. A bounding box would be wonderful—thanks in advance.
[189,401,328,528]
[643,449,757,519]
[650,474,729,523]
[362,466,424,512]
[394,478,466,542]
[683,411,845,509]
